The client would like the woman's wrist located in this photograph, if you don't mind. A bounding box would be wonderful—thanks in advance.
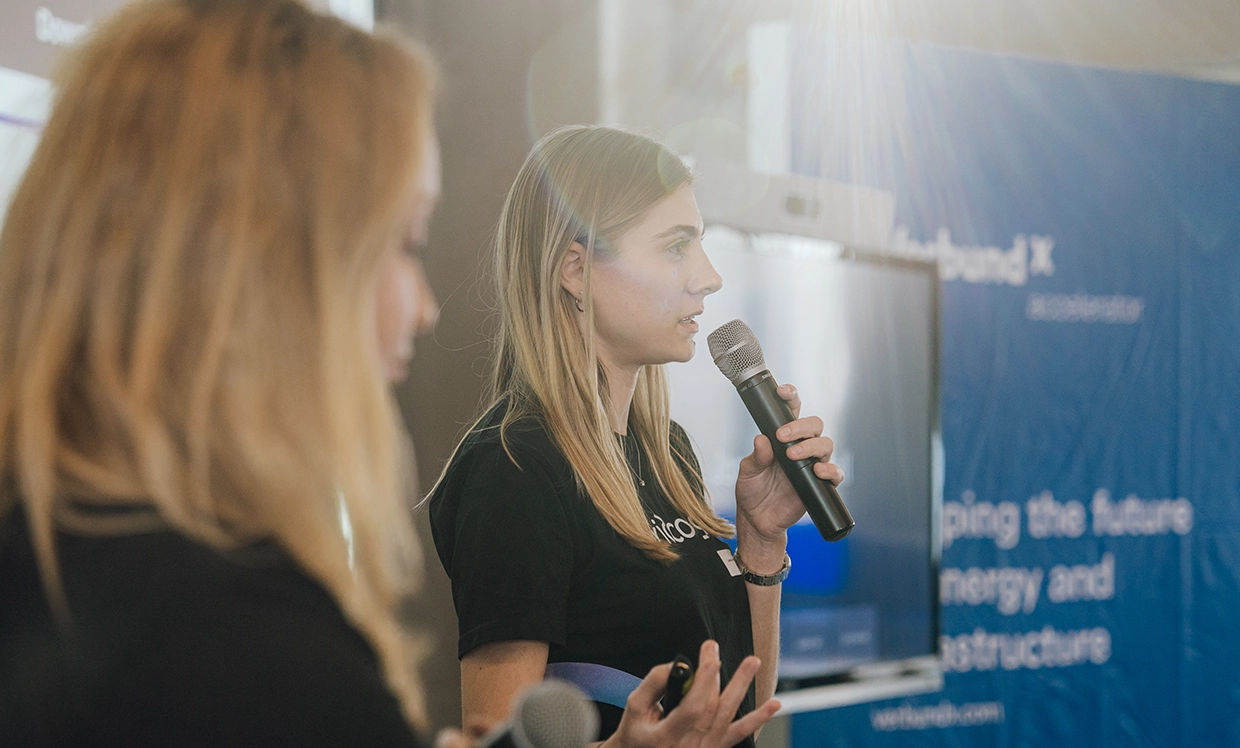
[734,516,788,574]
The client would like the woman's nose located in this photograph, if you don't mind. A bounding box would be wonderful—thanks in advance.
[692,246,724,297]
[412,259,439,334]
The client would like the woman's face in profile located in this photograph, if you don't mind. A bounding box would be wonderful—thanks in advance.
[588,183,723,370]
[376,135,442,383]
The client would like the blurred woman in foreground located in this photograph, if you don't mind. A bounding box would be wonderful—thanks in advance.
[0,0,439,743]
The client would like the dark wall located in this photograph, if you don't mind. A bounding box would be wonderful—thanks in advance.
[377,0,598,731]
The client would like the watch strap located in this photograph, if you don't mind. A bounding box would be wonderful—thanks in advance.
[732,551,791,586]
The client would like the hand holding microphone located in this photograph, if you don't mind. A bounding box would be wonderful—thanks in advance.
[708,320,854,543]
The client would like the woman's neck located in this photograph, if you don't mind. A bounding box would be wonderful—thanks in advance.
[599,356,640,436]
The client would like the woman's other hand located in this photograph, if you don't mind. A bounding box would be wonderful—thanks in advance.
[603,640,780,748]
[733,383,845,546]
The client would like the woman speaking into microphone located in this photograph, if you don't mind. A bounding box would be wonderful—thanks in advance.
[428,126,845,747]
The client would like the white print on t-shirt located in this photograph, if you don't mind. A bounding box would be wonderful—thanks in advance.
[717,548,742,577]
[648,513,710,545]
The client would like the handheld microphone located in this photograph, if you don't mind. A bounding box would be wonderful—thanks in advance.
[707,319,854,542]
[479,680,599,748]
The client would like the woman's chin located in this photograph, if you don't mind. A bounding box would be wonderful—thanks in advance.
[386,357,410,383]
[668,340,696,364]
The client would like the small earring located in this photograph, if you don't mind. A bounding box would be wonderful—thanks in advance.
[574,295,585,313]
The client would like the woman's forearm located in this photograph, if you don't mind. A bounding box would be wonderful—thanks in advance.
[745,580,782,704]
[735,518,787,706]
[460,640,550,737]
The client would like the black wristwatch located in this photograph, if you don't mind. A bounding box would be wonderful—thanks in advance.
[732,551,791,586]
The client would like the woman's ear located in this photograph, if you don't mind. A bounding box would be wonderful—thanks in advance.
[559,240,586,299]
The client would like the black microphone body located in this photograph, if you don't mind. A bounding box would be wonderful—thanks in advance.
[735,369,853,541]
[708,319,854,542]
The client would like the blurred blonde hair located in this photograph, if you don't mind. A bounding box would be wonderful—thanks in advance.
[476,126,732,562]
[0,0,434,727]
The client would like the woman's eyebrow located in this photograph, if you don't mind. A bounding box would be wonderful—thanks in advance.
[653,224,704,240]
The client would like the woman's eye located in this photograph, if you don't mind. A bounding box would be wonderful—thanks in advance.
[669,240,690,255]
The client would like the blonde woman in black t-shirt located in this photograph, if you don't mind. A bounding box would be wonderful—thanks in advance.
[429,126,845,748]
[0,2,442,744]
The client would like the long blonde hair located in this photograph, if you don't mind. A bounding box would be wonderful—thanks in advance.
[0,0,434,727]
[483,126,732,562]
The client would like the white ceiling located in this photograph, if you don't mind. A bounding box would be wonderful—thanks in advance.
[780,0,1240,83]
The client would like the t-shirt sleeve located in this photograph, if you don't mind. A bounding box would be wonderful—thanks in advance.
[439,444,575,658]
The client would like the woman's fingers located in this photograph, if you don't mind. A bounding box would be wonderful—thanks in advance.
[783,434,834,462]
[679,641,722,712]
[631,646,782,748]
[772,411,845,484]
[744,434,775,473]
[775,416,825,446]
[709,656,761,733]
[688,652,763,746]
[661,641,722,744]
[814,459,846,485]
[625,662,673,718]
[723,698,781,747]
[776,384,801,419]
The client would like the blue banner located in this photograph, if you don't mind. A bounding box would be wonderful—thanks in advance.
[788,38,1240,746]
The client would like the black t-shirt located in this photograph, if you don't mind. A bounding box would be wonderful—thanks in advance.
[428,402,755,743]
[0,508,424,748]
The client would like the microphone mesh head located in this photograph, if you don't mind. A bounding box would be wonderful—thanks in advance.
[707,319,767,384]
[512,680,599,748]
